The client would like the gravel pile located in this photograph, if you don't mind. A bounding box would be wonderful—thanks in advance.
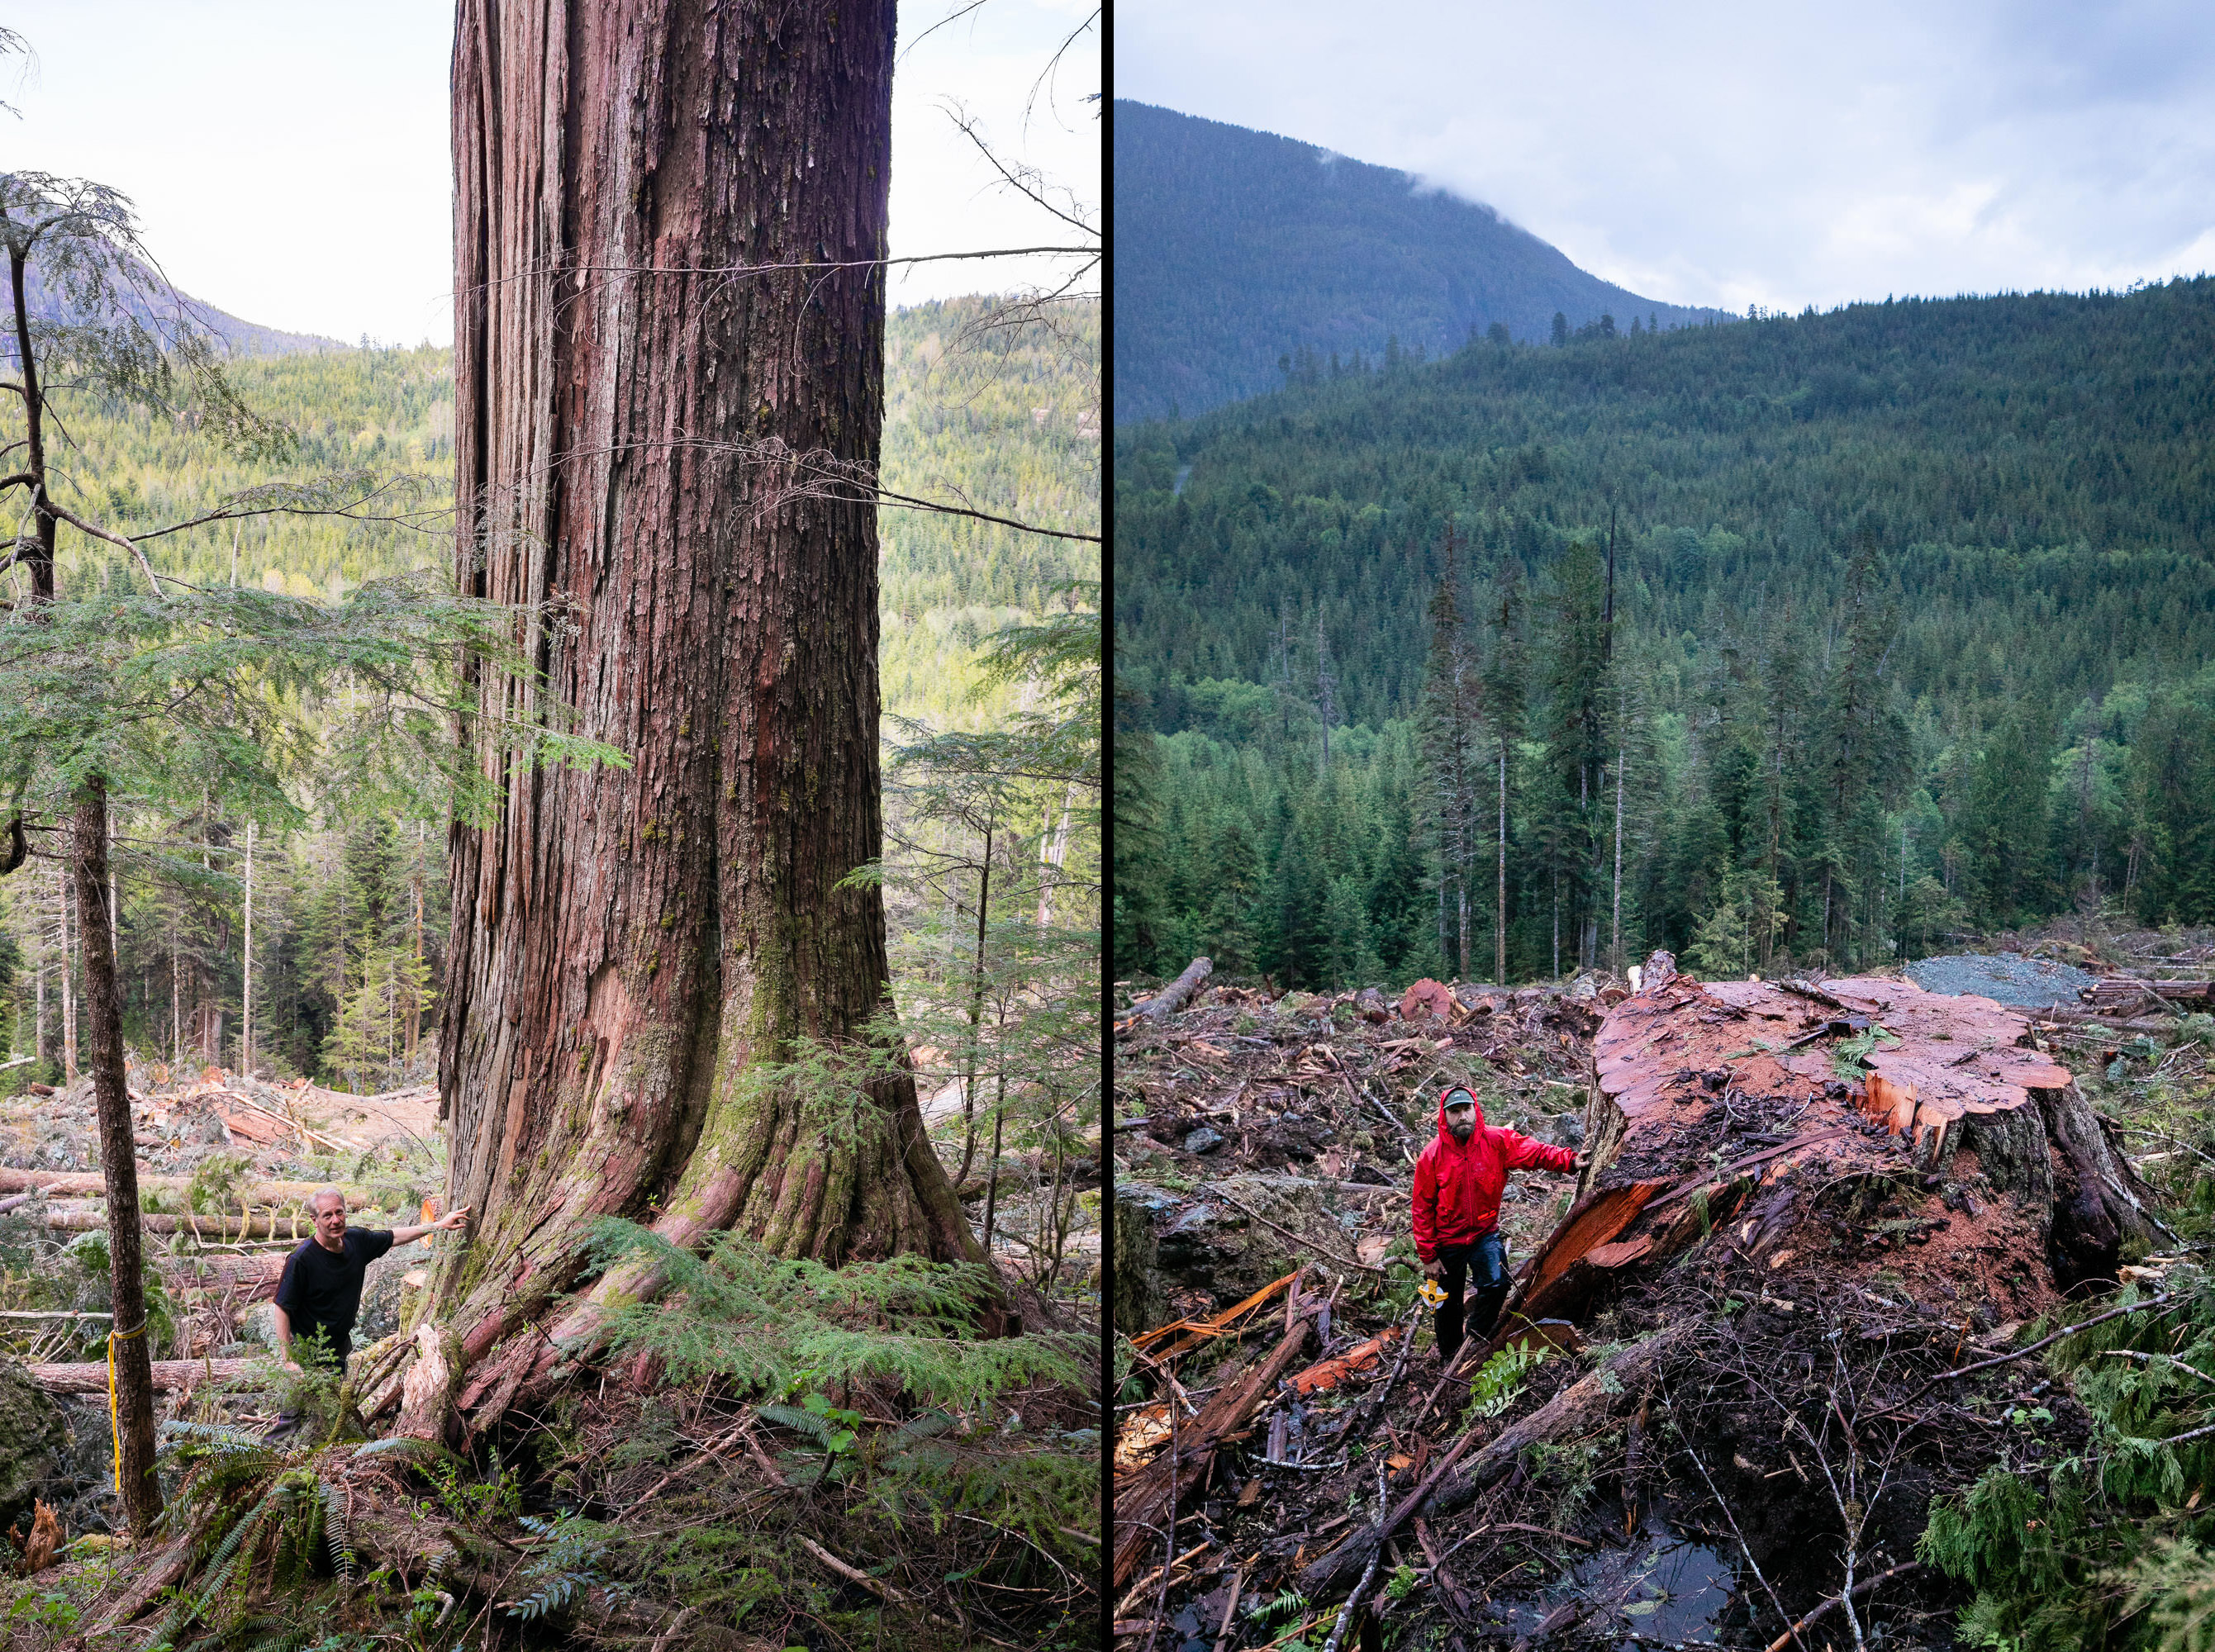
[1904,952,2096,1009]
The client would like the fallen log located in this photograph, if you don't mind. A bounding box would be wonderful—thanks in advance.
[46,1208,322,1241]
[2042,1008,2187,1034]
[0,1167,408,1205]
[27,1358,258,1395]
[2082,977,2211,1010]
[1114,1292,1318,1592]
[1399,979,1454,1023]
[1301,1323,1693,1595]
[1131,957,1214,1026]
[162,1251,288,1301]
[82,1532,197,1632]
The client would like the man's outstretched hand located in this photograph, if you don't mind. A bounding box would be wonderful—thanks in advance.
[393,1205,475,1247]
[1574,1150,1592,1172]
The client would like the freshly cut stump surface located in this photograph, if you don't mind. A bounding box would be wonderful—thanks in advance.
[1471,952,2163,1363]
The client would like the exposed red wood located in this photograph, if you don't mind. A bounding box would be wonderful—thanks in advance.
[1113,1307,1319,1592]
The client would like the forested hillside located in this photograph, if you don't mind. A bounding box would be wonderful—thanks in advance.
[1113,99,1727,424]
[1115,278,2215,988]
[2,296,1099,1089]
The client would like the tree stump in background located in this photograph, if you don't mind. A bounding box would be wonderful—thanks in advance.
[1113,1184,1165,1336]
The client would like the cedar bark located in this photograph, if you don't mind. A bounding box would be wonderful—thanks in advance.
[74,779,161,1531]
[427,0,977,1425]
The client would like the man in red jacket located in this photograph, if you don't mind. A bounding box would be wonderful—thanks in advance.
[1414,1085,1584,1365]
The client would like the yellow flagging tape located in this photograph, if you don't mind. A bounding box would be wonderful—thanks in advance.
[107,1317,149,1495]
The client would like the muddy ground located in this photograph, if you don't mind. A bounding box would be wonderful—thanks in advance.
[1114,938,2215,1651]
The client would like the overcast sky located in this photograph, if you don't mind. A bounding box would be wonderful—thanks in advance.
[1119,0,2215,316]
[3,0,1097,346]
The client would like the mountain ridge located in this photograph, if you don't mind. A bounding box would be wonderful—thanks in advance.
[1114,98,1732,424]
[19,259,344,358]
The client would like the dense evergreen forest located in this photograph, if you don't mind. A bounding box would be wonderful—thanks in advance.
[1112,99,1727,425]
[1115,278,2215,990]
[2,296,1100,1090]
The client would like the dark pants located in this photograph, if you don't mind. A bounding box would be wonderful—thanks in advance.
[1434,1232,1508,1362]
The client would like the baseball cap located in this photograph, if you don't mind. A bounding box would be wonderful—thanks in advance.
[1443,1087,1476,1111]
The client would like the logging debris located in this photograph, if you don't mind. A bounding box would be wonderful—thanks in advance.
[0,1062,447,1543]
[1114,947,2213,1650]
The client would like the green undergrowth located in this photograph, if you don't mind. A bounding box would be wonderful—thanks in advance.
[1918,1268,2215,1650]
[1911,1023,2215,1651]
[561,1430,1100,1650]
[572,1218,1099,1644]
[3,1225,1099,1649]
[584,1218,1083,1410]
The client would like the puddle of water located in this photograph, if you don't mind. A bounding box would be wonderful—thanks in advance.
[1500,1517,1737,1648]
[1171,1599,1209,1652]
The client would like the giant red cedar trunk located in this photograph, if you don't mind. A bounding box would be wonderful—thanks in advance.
[426,0,978,1422]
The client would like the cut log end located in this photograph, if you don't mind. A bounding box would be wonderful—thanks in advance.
[1133,957,1214,1025]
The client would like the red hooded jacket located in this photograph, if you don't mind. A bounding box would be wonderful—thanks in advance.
[1412,1089,1576,1260]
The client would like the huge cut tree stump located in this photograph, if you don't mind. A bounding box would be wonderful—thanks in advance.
[1292,952,2165,1607]
[1472,951,2166,1360]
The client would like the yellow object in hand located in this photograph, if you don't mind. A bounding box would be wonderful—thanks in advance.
[1418,1279,1447,1307]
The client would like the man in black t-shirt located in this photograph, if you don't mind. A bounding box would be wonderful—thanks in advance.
[273,1187,471,1372]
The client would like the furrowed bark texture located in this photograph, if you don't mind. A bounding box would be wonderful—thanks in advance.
[433,0,976,1424]
[76,780,160,1531]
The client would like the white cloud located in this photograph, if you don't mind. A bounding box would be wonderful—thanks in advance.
[1117,0,2215,311]
[2,0,1096,344]
[889,2,1100,309]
